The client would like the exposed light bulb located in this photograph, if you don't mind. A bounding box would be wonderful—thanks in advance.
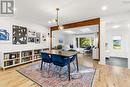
[58,25,64,30]
[53,19,56,23]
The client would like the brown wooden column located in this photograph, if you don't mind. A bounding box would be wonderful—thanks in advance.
[50,29,52,50]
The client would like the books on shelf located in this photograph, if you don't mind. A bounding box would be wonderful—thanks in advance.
[4,52,20,60]
[21,51,32,57]
[34,49,41,60]
[4,60,13,67]
[14,59,20,64]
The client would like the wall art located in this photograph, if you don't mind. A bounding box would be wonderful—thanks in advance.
[28,30,36,43]
[42,34,46,41]
[35,32,40,43]
[0,29,9,40]
[113,36,121,49]
[12,25,27,44]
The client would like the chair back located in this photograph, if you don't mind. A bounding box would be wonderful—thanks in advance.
[85,46,91,50]
[41,52,52,63]
[51,54,70,67]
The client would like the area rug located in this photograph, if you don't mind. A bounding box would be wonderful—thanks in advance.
[17,63,96,87]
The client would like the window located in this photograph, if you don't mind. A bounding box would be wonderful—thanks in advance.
[79,37,92,48]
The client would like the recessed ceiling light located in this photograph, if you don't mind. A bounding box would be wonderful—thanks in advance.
[128,24,130,28]
[101,5,108,11]
[112,25,120,28]
[80,28,90,32]
[64,30,75,34]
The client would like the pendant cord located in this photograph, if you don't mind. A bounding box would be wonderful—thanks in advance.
[56,8,59,27]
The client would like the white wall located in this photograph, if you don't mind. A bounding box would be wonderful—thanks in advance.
[0,18,50,52]
[127,22,130,69]
[64,34,76,50]
[52,31,76,50]
[106,30,129,58]
[52,30,65,48]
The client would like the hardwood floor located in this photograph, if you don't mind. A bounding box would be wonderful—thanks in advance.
[0,54,130,87]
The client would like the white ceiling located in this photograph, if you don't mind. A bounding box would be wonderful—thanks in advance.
[14,0,130,27]
[106,21,130,31]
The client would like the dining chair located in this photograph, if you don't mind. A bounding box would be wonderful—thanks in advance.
[40,52,52,71]
[68,50,77,70]
[51,54,71,77]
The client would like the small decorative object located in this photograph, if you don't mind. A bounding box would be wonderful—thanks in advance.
[0,29,9,40]
[58,51,62,54]
[57,45,63,49]
[113,36,121,49]
[12,25,27,44]
[28,30,36,42]
[59,37,63,43]
[48,33,50,36]
[70,44,74,49]
[35,32,40,43]
[42,34,46,41]
[59,39,63,43]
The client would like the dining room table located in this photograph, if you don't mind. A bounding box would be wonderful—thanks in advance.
[42,50,79,81]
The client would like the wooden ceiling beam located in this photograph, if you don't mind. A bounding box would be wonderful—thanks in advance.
[50,18,100,31]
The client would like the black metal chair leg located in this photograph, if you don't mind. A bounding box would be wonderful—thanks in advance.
[52,66,57,77]
[73,62,76,72]
[68,63,71,81]
[59,67,62,77]
[40,61,43,70]
[48,63,51,74]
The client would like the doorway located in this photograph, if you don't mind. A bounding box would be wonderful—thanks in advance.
[105,21,129,68]
[52,25,99,61]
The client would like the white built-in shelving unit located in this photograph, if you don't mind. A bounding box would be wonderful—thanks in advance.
[0,48,48,70]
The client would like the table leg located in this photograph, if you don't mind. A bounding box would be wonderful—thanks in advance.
[75,54,79,72]
[67,63,70,81]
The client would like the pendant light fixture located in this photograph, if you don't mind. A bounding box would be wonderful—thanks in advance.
[49,8,64,30]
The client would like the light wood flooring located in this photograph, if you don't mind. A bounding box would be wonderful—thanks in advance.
[0,54,130,87]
